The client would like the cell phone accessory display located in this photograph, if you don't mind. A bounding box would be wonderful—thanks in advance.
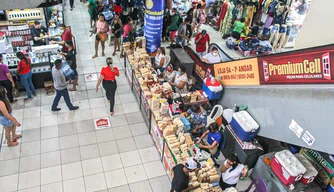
[7,9,43,21]
[4,54,20,66]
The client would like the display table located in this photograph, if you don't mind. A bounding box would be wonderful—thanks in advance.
[251,152,322,192]
[221,125,264,169]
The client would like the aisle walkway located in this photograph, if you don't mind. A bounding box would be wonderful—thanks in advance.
[0,1,170,192]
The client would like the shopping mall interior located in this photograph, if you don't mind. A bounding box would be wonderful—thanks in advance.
[0,0,333,192]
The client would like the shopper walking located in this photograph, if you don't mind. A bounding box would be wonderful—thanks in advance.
[120,17,133,58]
[88,0,98,30]
[16,52,36,101]
[91,14,109,58]
[111,14,122,55]
[176,17,191,47]
[69,0,75,10]
[51,59,79,112]
[167,8,181,46]
[62,40,78,91]
[96,57,119,116]
[195,30,210,58]
[0,86,21,146]
[0,54,17,104]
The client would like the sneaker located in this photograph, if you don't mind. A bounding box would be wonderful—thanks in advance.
[24,98,33,102]
[51,108,61,112]
[70,106,79,110]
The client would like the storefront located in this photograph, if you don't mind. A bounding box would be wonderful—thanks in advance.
[0,1,69,88]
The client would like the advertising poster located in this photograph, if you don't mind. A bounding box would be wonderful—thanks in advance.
[94,118,111,130]
[214,58,260,86]
[258,45,334,84]
[144,0,165,53]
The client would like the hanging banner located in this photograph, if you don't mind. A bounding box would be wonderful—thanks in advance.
[214,58,260,86]
[144,0,164,53]
[258,45,334,84]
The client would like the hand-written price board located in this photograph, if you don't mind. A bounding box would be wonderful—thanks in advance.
[214,58,260,86]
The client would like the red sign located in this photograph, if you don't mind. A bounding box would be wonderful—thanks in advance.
[258,45,334,84]
[94,118,110,130]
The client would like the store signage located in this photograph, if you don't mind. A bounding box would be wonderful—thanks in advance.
[258,45,334,84]
[214,58,260,86]
[144,0,164,53]
[94,118,111,130]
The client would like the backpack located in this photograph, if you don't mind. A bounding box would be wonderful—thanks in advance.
[176,14,182,26]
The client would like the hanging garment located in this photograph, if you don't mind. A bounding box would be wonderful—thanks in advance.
[245,6,254,27]
[217,2,229,27]
[221,3,235,35]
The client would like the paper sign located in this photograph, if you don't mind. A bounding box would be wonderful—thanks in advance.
[94,118,111,130]
[302,131,316,147]
[289,119,303,138]
[85,73,98,82]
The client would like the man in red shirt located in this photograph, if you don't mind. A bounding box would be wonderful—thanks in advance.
[195,30,210,58]
[51,24,72,52]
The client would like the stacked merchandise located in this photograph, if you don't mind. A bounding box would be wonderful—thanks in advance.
[190,159,223,192]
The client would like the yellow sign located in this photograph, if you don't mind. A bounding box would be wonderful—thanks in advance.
[214,58,260,86]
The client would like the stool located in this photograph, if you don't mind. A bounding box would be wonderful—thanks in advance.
[44,81,55,95]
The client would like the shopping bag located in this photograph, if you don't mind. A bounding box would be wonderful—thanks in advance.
[60,62,74,77]
[102,11,113,21]
[12,86,19,98]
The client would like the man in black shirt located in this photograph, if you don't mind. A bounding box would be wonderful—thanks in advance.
[170,158,201,192]
[62,40,78,91]
[31,21,49,46]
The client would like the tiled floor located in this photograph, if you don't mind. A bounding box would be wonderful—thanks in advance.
[0,1,253,192]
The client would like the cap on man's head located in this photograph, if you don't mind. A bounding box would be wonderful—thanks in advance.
[185,158,201,170]
[34,20,40,25]
[201,30,207,34]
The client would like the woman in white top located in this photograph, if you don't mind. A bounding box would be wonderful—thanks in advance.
[169,66,188,94]
[154,47,166,73]
[163,65,176,82]
[220,153,248,190]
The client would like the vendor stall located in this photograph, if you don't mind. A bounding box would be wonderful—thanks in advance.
[0,3,67,89]
[123,37,224,191]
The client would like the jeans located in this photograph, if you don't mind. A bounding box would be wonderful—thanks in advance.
[52,88,75,110]
[70,0,74,8]
[0,79,13,103]
[176,36,186,47]
[102,80,117,112]
[20,72,36,99]
[197,52,206,58]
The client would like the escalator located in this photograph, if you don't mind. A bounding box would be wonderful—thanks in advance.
[184,43,233,82]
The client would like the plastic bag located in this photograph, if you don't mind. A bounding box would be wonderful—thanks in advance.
[12,86,19,98]
[60,62,74,77]
[102,11,113,21]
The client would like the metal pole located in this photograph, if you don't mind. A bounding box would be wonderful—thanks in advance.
[0,127,4,153]
[131,69,134,91]
[139,87,142,110]
[149,110,152,132]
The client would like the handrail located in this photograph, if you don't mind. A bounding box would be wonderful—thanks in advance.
[184,43,234,83]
